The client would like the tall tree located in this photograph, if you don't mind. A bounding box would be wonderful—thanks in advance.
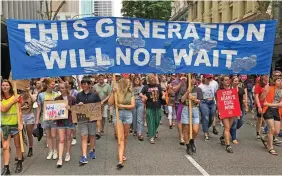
[37,0,66,20]
[121,1,172,20]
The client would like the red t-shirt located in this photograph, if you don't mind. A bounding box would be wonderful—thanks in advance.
[254,83,266,107]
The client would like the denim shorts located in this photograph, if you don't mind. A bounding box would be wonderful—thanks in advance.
[77,121,97,136]
[42,120,57,129]
[0,127,19,137]
[113,109,133,124]
[56,124,75,129]
[23,113,35,125]
[181,106,200,125]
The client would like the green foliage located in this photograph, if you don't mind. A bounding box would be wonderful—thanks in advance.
[121,1,172,20]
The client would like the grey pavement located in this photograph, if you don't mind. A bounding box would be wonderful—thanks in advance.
[3,113,282,175]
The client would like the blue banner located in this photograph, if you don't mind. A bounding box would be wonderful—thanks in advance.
[7,17,277,80]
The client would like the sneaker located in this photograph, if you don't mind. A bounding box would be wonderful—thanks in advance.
[149,137,155,144]
[204,136,209,141]
[57,158,63,168]
[15,160,23,173]
[65,153,71,162]
[169,125,172,129]
[96,133,101,140]
[179,138,185,146]
[71,138,77,146]
[220,136,225,146]
[47,151,53,160]
[226,145,233,153]
[79,156,88,165]
[186,144,193,155]
[190,139,196,153]
[89,150,96,159]
[155,132,159,138]
[213,127,219,135]
[27,147,33,157]
[273,137,282,145]
[53,150,58,160]
[256,134,261,140]
[1,165,10,175]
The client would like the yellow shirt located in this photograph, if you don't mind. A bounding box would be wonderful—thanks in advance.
[1,96,18,125]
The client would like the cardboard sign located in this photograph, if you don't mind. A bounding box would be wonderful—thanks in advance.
[43,100,68,121]
[8,72,30,90]
[216,88,241,119]
[71,103,102,123]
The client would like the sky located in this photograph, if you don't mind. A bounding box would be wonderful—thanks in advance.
[113,0,122,17]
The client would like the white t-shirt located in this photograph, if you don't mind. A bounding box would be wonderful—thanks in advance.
[209,80,219,92]
[198,83,216,100]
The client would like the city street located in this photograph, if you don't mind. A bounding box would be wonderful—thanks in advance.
[4,113,282,175]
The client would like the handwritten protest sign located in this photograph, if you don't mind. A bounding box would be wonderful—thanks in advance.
[43,100,68,121]
[71,103,102,123]
[216,88,241,119]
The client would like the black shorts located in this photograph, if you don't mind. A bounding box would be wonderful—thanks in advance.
[256,107,262,118]
[263,107,280,121]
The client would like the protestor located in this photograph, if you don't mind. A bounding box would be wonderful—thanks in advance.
[217,75,235,153]
[181,75,202,155]
[75,77,101,165]
[198,74,217,141]
[254,75,269,139]
[36,78,59,160]
[132,76,145,140]
[20,85,36,157]
[54,83,76,167]
[230,77,248,144]
[141,74,164,144]
[166,83,176,129]
[260,76,282,155]
[108,78,135,169]
[93,74,112,138]
[1,79,23,175]
[171,74,187,145]
[209,75,219,135]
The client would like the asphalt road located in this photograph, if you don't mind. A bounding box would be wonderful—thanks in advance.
[3,112,282,175]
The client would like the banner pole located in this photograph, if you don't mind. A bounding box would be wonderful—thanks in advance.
[188,74,193,140]
[112,74,123,144]
[13,82,25,153]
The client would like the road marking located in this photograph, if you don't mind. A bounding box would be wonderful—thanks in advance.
[185,155,210,176]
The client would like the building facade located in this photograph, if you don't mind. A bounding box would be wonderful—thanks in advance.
[1,1,40,20]
[80,0,113,17]
[187,1,267,23]
[170,1,188,21]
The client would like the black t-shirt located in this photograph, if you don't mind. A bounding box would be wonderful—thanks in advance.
[76,91,101,104]
[238,87,245,111]
[141,84,162,109]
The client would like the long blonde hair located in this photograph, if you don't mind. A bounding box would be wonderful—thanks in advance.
[117,78,132,104]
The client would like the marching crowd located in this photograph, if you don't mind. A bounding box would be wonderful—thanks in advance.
[1,71,282,175]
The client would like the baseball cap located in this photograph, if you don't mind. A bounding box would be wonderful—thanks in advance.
[203,74,213,78]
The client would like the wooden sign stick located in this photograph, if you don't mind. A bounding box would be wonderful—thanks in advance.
[112,74,123,144]
[188,73,193,140]
[13,82,25,153]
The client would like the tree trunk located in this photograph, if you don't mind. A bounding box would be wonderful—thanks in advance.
[45,0,50,20]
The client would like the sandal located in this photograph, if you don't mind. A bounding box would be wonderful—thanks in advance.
[261,137,268,149]
[220,136,225,146]
[232,140,239,144]
[117,162,124,169]
[268,149,278,156]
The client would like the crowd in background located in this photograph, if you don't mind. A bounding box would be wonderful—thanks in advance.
[1,71,282,174]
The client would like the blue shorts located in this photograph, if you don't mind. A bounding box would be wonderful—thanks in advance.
[0,126,19,137]
[56,124,75,129]
[181,106,200,125]
[113,109,133,125]
[42,120,57,129]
